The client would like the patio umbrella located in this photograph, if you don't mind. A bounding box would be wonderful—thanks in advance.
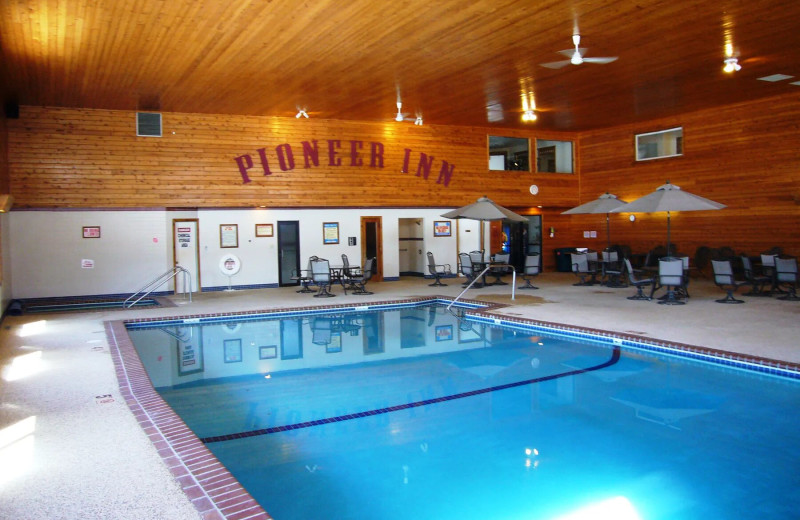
[562,192,628,250]
[610,181,725,253]
[441,196,528,250]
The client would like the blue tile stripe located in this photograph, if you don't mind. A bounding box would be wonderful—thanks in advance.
[200,347,621,444]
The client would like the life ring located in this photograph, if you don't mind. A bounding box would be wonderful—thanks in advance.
[219,254,241,276]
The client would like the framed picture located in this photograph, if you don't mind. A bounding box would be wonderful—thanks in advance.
[323,222,339,244]
[435,324,453,342]
[220,224,238,248]
[177,329,204,376]
[259,345,278,359]
[255,223,274,237]
[326,333,342,354]
[82,226,101,238]
[433,221,451,237]
[223,339,242,363]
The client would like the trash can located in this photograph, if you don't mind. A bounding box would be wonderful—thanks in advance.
[554,248,578,272]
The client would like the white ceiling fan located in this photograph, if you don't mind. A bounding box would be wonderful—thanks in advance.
[540,33,618,69]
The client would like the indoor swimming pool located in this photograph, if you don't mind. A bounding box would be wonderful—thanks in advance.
[125,302,800,520]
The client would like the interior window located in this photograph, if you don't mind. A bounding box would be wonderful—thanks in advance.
[636,127,683,161]
[488,136,530,171]
[536,139,573,173]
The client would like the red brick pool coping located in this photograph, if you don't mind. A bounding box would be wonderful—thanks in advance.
[105,296,800,519]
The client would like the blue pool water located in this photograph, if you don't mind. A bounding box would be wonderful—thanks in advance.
[128,304,800,520]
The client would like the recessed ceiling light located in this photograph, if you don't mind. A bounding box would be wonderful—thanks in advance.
[757,74,795,82]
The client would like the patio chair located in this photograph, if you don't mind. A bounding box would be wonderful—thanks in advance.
[518,254,541,290]
[291,255,317,293]
[458,252,480,287]
[623,258,655,301]
[775,257,800,301]
[348,257,375,295]
[426,252,452,286]
[570,253,598,286]
[601,249,625,287]
[311,317,332,345]
[657,257,686,305]
[710,259,747,304]
[490,252,511,285]
[740,255,771,296]
[311,257,335,298]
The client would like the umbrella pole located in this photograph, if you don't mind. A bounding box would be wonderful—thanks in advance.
[666,211,671,255]
[605,213,611,251]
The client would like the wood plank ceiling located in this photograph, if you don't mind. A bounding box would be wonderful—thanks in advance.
[1,0,799,131]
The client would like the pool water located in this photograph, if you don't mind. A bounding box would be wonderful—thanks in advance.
[128,304,800,520]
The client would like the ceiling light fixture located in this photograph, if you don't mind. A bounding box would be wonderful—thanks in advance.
[522,110,537,122]
[414,116,423,126]
[395,102,404,122]
[296,108,309,118]
[723,57,741,73]
[520,83,537,123]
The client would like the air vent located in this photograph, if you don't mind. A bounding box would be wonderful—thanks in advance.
[136,112,162,137]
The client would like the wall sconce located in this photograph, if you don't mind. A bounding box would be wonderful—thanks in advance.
[723,57,741,73]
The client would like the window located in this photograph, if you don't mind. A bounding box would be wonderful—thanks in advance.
[488,136,530,171]
[536,139,573,173]
[636,127,683,161]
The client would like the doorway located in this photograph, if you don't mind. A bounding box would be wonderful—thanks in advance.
[277,221,300,287]
[398,218,424,277]
[360,217,383,282]
[494,216,542,272]
[172,219,200,293]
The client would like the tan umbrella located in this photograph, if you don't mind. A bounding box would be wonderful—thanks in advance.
[441,196,528,250]
[562,192,627,250]
[610,181,726,253]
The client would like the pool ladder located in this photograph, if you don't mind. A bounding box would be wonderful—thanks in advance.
[124,265,193,308]
[446,263,516,311]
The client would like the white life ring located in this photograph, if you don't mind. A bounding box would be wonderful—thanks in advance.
[219,254,241,276]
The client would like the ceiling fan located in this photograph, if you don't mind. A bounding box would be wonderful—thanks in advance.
[540,33,618,69]
[393,101,423,124]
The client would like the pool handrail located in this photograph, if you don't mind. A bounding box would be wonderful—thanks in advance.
[125,265,192,308]
[447,263,516,311]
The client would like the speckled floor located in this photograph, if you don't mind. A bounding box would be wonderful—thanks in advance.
[0,272,798,519]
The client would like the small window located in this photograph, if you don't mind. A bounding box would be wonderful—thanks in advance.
[536,139,573,173]
[488,136,529,171]
[636,127,682,161]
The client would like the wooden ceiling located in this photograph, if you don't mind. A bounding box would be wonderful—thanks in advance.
[1,0,799,131]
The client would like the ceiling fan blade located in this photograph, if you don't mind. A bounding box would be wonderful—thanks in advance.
[582,56,618,64]
[540,60,571,69]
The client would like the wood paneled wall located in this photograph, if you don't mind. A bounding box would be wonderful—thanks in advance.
[7,106,577,211]
[6,93,800,270]
[577,92,800,259]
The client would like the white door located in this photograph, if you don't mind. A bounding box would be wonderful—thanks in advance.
[173,219,200,293]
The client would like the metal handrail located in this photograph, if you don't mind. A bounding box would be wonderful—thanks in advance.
[124,265,192,308]
[447,263,516,311]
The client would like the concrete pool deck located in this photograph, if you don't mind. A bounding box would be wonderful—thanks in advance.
[1,272,798,519]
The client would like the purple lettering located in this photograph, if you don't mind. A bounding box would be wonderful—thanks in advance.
[416,153,434,179]
[401,148,411,173]
[370,142,384,168]
[437,161,455,187]
[235,154,254,183]
[327,140,341,166]
[350,140,363,166]
[256,148,273,176]
[276,144,295,171]
[301,140,319,168]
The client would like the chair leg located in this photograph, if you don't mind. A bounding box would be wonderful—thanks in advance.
[658,286,686,305]
[627,283,652,301]
[518,277,538,290]
[296,280,314,293]
[314,283,335,298]
[777,283,800,301]
[716,286,744,304]
[429,273,447,286]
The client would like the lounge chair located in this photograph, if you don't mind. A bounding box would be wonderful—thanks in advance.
[426,252,452,286]
[775,257,800,301]
[656,257,685,305]
[311,257,335,297]
[623,258,654,300]
[740,255,771,296]
[710,259,747,303]
[518,254,541,290]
